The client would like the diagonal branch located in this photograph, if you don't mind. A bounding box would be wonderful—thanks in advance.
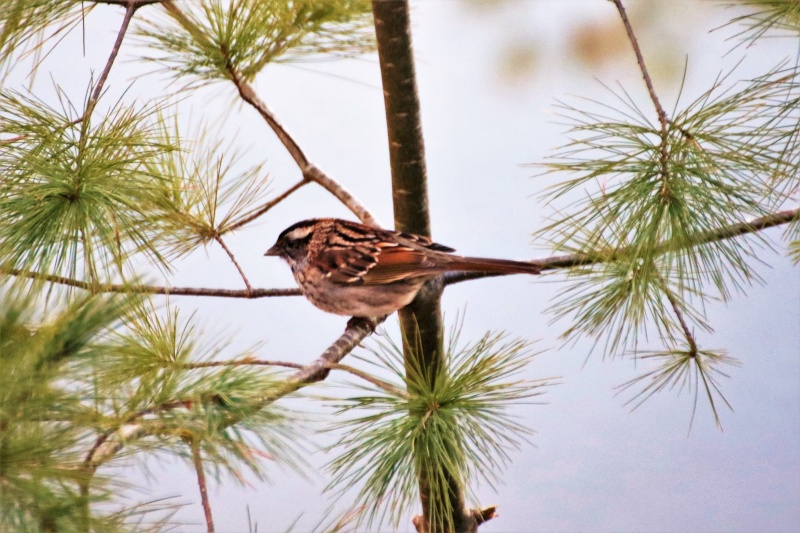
[325,362,409,398]
[1,0,147,149]
[226,67,379,228]
[214,234,252,294]
[179,357,407,397]
[255,316,385,404]
[611,0,672,187]
[659,275,699,355]
[84,1,138,119]
[156,2,377,227]
[227,179,309,233]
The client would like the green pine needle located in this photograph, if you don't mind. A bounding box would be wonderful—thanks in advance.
[93,302,309,482]
[0,288,142,531]
[135,0,374,86]
[615,348,740,431]
[538,64,800,356]
[145,117,273,258]
[327,324,553,530]
[0,0,87,74]
[725,0,800,45]
[0,88,178,283]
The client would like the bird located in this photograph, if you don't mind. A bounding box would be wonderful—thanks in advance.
[265,218,541,317]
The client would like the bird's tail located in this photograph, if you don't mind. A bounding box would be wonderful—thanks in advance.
[446,256,541,275]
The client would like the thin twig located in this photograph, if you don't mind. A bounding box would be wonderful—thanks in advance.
[228,68,379,228]
[85,1,138,119]
[182,357,405,395]
[2,269,301,298]
[228,179,309,232]
[180,358,304,370]
[256,316,385,403]
[214,234,252,294]
[659,275,699,355]
[611,0,672,188]
[325,362,409,398]
[611,0,668,132]
[190,440,215,533]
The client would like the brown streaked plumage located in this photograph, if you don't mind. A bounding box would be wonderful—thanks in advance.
[265,218,540,317]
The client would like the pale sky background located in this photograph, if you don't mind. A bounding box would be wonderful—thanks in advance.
[8,1,799,531]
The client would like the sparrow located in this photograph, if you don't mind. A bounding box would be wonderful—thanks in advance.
[265,218,541,317]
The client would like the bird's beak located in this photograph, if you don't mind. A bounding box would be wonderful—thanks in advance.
[264,245,280,257]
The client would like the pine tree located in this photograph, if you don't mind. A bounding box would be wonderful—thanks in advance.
[0,1,797,531]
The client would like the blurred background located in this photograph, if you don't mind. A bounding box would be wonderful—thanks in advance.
[7,1,798,531]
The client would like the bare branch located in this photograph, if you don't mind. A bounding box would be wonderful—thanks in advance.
[179,357,407,397]
[84,1,137,118]
[325,362,409,398]
[228,69,379,227]
[3,268,301,298]
[227,179,309,232]
[611,0,673,186]
[180,358,305,370]
[214,234,252,294]
[257,316,385,403]
[190,440,216,533]
[611,0,668,132]
[659,274,699,356]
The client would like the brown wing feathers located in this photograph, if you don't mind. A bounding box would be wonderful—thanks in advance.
[319,219,540,284]
[361,245,431,284]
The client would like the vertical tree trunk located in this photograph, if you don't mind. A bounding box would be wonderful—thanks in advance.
[371,2,476,532]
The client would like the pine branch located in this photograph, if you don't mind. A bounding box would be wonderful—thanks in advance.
[83,316,384,474]
[442,207,800,285]
[154,1,379,227]
[611,0,668,132]
[227,179,309,232]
